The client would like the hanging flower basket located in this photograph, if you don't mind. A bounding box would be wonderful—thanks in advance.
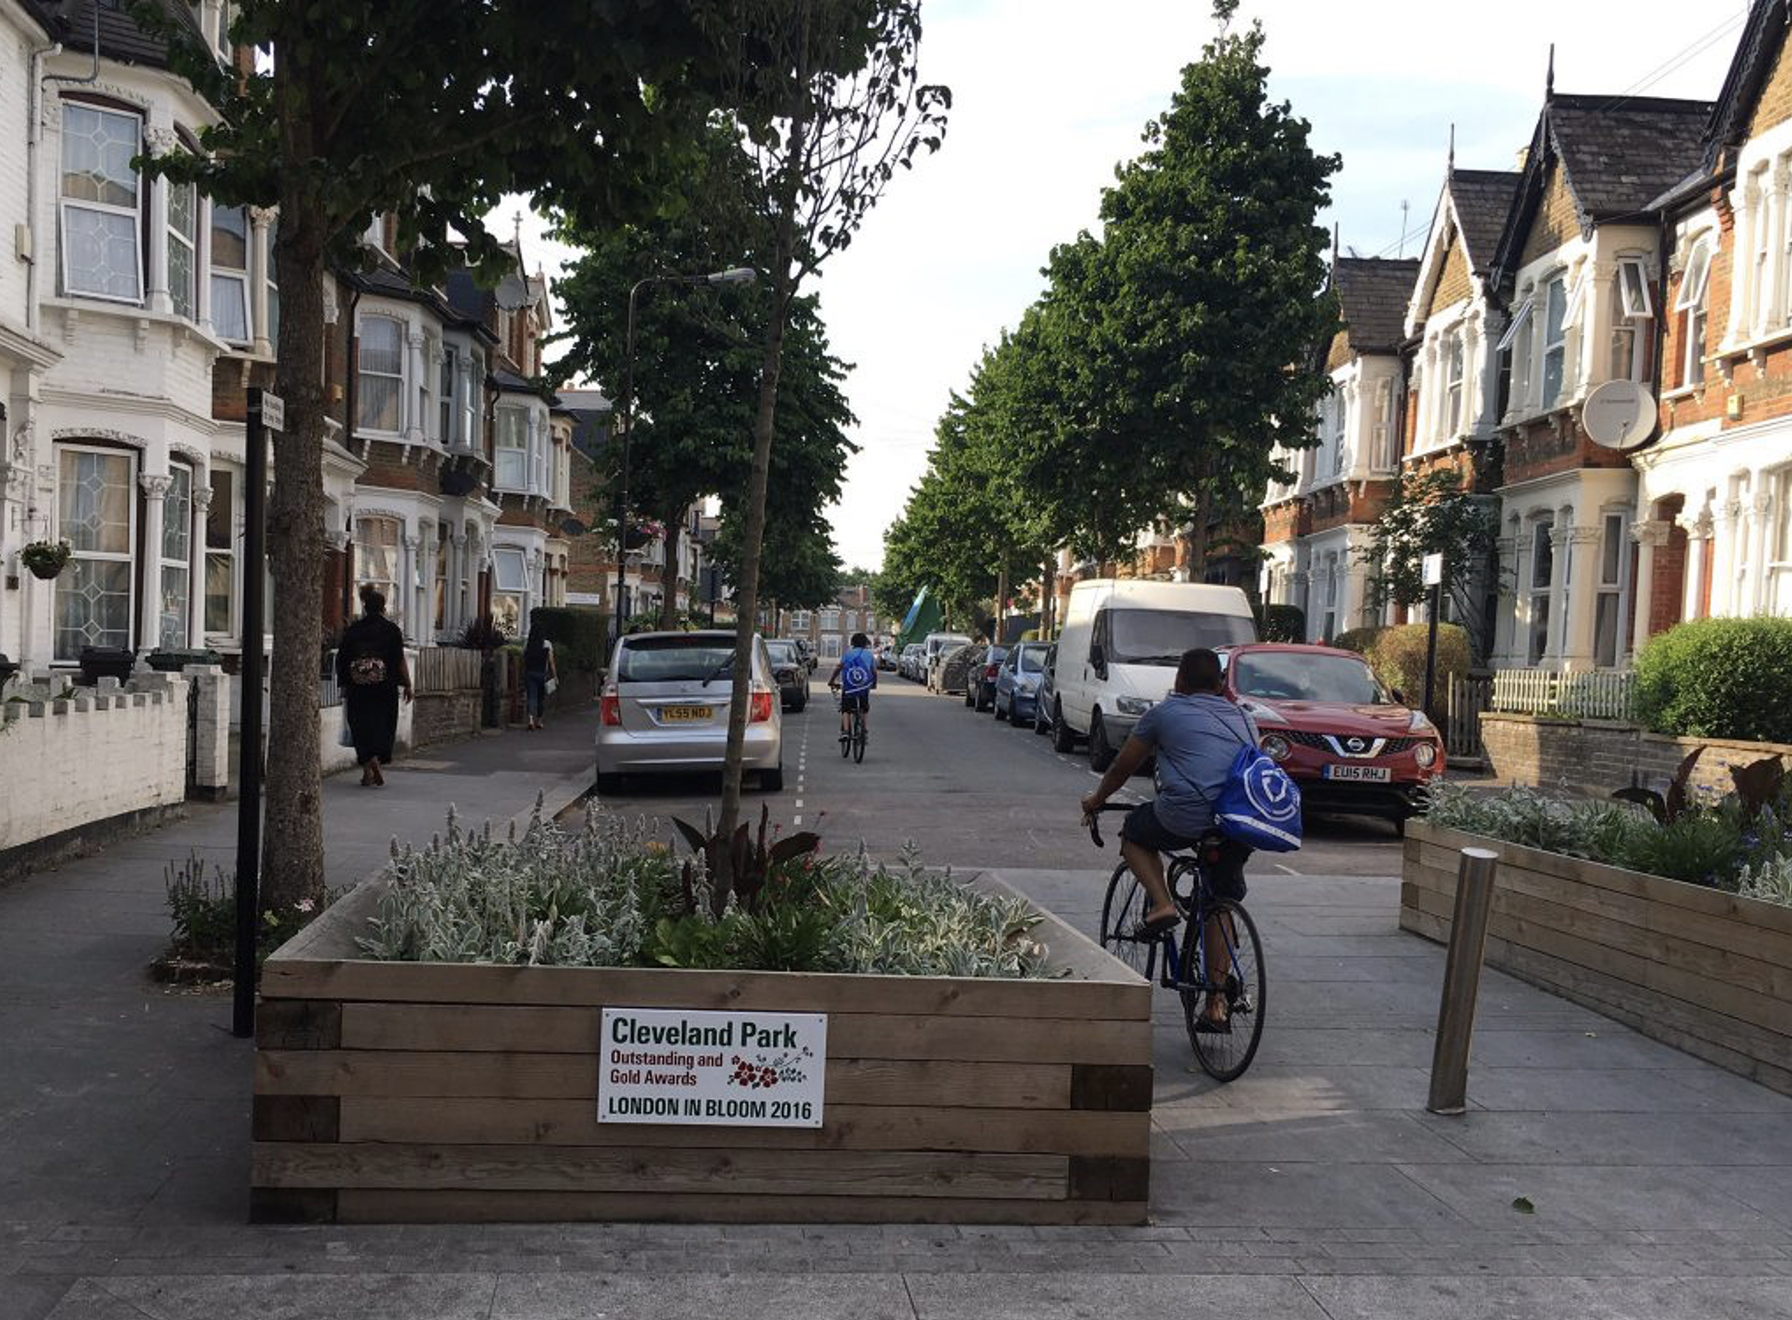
[21,541,71,581]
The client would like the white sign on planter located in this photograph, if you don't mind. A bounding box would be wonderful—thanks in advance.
[598,1007,827,1127]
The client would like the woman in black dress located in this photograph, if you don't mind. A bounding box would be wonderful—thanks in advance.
[336,585,412,787]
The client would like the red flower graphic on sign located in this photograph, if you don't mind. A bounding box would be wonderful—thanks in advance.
[727,1049,812,1089]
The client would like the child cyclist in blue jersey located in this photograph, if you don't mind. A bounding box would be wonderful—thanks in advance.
[828,632,878,741]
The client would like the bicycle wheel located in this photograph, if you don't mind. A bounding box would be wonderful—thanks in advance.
[1099,862,1157,980]
[839,716,851,757]
[852,714,867,763]
[1180,898,1266,1083]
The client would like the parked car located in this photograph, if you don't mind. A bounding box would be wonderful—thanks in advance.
[877,644,898,671]
[596,631,783,794]
[790,637,817,673]
[935,641,984,696]
[967,644,1008,710]
[920,631,971,691]
[1051,579,1258,770]
[995,641,1049,725]
[765,638,811,712]
[1219,642,1442,830]
[899,643,924,680]
[1032,643,1059,737]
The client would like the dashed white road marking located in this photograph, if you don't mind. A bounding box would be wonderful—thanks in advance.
[795,798,804,808]
[1275,863,1300,875]
[792,815,803,826]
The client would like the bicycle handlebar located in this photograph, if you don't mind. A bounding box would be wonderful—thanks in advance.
[1084,802,1132,850]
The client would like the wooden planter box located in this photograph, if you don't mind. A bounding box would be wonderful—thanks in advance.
[253,877,1153,1225]
[1402,821,1792,1096]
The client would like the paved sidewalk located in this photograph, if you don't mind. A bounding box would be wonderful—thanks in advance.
[4,732,1792,1317]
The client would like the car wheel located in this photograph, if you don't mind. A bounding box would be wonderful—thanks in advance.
[1088,710,1116,772]
[1393,815,1407,839]
[963,685,974,708]
[795,697,807,712]
[1051,700,1076,753]
[994,696,1007,722]
[761,763,785,792]
[594,772,626,796]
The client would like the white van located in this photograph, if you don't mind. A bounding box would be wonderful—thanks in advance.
[919,631,971,691]
[1049,580,1257,769]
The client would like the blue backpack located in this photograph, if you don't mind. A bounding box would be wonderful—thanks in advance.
[1213,741,1303,852]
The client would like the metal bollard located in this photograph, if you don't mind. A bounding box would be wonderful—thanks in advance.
[1427,846,1500,1116]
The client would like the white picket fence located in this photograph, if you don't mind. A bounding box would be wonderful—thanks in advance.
[1490,668,1637,720]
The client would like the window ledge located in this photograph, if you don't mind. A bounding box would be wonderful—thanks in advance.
[44,297,232,353]
[1660,384,1704,403]
[1716,324,1792,361]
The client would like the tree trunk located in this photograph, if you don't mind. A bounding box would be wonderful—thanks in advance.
[994,561,1008,644]
[1182,486,1212,582]
[658,511,684,630]
[260,36,328,909]
[1041,557,1055,635]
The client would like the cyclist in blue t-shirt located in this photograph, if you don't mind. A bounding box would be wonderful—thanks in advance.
[828,632,878,740]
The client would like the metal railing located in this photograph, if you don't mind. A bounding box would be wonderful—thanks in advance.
[1490,668,1636,721]
[413,645,484,694]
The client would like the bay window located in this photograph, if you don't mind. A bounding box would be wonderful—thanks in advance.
[1594,511,1629,668]
[491,548,527,636]
[357,317,404,432]
[495,407,528,489]
[1541,275,1567,406]
[1676,238,1712,389]
[54,447,137,660]
[355,517,401,616]
[1527,520,1554,664]
[419,333,437,442]
[204,470,235,635]
[1497,298,1533,414]
[1372,378,1396,470]
[210,204,250,343]
[1610,258,1653,384]
[167,180,197,320]
[1443,328,1464,436]
[440,346,458,445]
[161,465,194,648]
[59,101,144,302]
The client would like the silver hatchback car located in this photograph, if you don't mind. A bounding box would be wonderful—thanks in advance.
[595,631,784,793]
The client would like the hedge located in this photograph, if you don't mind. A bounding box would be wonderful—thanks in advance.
[1259,604,1304,643]
[527,606,609,673]
[1634,616,1792,745]
[1330,625,1387,655]
[1364,622,1468,722]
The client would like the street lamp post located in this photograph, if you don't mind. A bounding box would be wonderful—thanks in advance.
[615,266,756,629]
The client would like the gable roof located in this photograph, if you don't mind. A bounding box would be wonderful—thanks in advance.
[1493,94,1713,276]
[1706,0,1791,165]
[1332,257,1420,354]
[1448,170,1522,274]
[26,0,206,71]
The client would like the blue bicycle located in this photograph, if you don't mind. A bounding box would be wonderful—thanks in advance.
[1088,804,1267,1082]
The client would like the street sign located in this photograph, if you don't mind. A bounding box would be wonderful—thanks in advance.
[258,391,285,432]
[1422,553,1444,588]
[598,1007,826,1127]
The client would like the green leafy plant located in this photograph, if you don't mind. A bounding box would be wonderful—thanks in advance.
[671,803,819,918]
[164,852,323,966]
[21,540,72,580]
[1634,617,1792,744]
[1737,855,1792,906]
[1612,747,1705,825]
[1260,604,1305,643]
[1365,623,1470,720]
[1329,625,1385,655]
[1616,813,1743,887]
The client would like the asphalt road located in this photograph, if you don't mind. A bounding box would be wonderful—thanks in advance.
[579,671,1404,878]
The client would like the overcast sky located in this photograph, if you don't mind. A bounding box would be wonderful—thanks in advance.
[493,1,1744,572]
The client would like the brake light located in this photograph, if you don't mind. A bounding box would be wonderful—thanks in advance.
[984,664,999,679]
[600,692,621,726]
[749,690,773,723]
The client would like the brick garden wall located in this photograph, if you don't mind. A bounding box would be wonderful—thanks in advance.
[1481,712,1792,798]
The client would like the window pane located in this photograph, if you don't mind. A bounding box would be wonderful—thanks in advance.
[64,207,141,300]
[211,273,248,342]
[1601,515,1623,586]
[496,409,525,448]
[55,558,132,660]
[495,449,526,489]
[1619,261,1651,319]
[160,565,189,648]
[358,377,400,432]
[204,552,233,632]
[163,466,192,563]
[1594,593,1620,669]
[493,549,526,593]
[359,319,403,374]
[1531,524,1553,589]
[168,233,194,320]
[206,470,234,549]
[210,204,248,272]
[59,449,132,555]
[61,104,138,207]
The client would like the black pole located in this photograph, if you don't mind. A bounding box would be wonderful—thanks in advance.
[232,388,269,1039]
[615,279,647,632]
[1422,561,1446,721]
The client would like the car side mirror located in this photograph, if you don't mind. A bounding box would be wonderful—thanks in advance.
[1088,642,1106,675]
[1390,687,1406,705]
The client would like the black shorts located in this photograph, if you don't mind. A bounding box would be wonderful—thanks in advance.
[839,691,870,713]
[1120,800,1248,901]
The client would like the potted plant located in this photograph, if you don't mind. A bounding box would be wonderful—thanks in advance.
[21,540,71,581]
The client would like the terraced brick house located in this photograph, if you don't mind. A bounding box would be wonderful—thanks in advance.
[1485,90,1710,671]
[1638,0,1792,636]
[1260,253,1419,641]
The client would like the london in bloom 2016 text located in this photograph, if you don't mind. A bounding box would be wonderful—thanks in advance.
[596,1008,828,1128]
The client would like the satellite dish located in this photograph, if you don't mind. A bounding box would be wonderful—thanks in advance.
[1583,380,1655,450]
